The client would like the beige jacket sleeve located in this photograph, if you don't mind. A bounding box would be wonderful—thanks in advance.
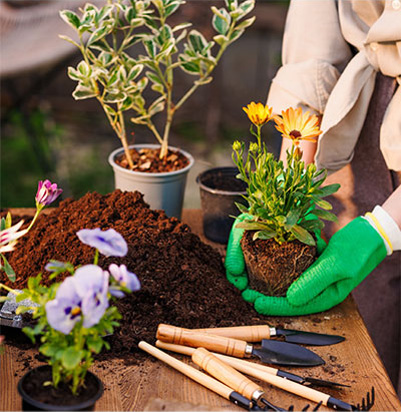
[267,0,353,115]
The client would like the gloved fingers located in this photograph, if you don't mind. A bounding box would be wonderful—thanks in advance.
[315,232,327,255]
[227,272,248,291]
[225,213,251,276]
[242,288,265,303]
[253,295,308,316]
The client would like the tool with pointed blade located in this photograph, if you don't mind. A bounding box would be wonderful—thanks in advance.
[156,324,324,367]
[156,340,347,389]
[195,325,345,346]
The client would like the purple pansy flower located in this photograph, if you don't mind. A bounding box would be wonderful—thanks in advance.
[73,265,109,328]
[45,265,109,334]
[77,228,128,257]
[46,277,83,334]
[108,264,140,297]
[35,180,63,207]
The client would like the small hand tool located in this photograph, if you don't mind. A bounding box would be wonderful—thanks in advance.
[156,324,324,366]
[156,340,375,411]
[138,341,265,411]
[192,347,316,412]
[156,340,348,389]
[195,325,345,346]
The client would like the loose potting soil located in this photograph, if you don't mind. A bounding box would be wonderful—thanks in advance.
[2,190,266,362]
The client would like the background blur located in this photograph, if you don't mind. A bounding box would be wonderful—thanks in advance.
[0,0,288,209]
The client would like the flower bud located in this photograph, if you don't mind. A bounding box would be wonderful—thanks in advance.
[35,180,62,208]
[232,141,241,151]
[249,142,259,152]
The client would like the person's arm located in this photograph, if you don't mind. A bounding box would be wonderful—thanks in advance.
[382,184,401,229]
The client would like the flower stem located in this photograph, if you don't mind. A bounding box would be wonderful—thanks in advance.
[94,249,99,266]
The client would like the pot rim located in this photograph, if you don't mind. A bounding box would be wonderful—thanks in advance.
[18,365,104,411]
[108,143,194,177]
[196,167,247,196]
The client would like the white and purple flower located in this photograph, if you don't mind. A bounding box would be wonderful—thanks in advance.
[108,264,140,298]
[45,265,109,334]
[0,220,28,253]
[77,228,128,257]
[35,180,63,208]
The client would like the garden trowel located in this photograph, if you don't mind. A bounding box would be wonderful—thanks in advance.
[195,325,345,346]
[156,324,324,367]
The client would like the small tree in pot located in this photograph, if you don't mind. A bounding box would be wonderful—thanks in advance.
[231,104,340,296]
[60,0,256,168]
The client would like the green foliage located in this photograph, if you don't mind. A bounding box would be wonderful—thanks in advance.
[60,0,255,161]
[232,141,340,246]
[15,272,122,395]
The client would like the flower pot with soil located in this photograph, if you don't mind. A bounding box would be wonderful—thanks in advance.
[232,104,340,296]
[196,166,246,243]
[60,0,256,217]
[1,226,141,411]
[18,365,103,411]
[109,144,194,218]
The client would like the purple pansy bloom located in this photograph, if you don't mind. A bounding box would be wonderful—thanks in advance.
[46,277,83,334]
[35,180,63,207]
[77,228,128,257]
[108,264,141,297]
[73,265,109,328]
[45,265,109,334]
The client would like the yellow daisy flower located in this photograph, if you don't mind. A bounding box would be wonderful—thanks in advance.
[243,102,273,127]
[274,107,322,145]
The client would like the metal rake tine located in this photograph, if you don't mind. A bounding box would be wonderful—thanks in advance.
[260,398,295,411]
[300,401,322,412]
[354,386,375,411]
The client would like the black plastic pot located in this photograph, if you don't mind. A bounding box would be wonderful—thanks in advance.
[18,365,104,411]
[197,167,247,244]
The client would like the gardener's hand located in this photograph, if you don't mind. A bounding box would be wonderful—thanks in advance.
[225,214,388,316]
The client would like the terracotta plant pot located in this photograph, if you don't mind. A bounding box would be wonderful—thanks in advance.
[196,167,247,244]
[241,231,317,296]
[18,365,103,411]
[108,144,194,219]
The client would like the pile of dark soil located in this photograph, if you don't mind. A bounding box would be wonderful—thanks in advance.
[2,190,266,362]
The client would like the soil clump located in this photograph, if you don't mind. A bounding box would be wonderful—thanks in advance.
[241,230,317,297]
[2,190,267,363]
[116,147,189,172]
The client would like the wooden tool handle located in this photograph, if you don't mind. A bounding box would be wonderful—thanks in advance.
[195,325,271,342]
[155,341,330,407]
[156,324,247,358]
[138,341,233,400]
[192,347,263,401]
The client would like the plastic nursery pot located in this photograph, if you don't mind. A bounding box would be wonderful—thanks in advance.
[108,144,194,219]
[197,167,247,244]
[18,365,104,411]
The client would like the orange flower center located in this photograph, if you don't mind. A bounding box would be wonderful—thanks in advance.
[289,130,302,139]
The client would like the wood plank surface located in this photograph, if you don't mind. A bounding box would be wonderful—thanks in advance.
[1,209,400,411]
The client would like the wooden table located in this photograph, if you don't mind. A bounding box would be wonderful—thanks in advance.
[1,209,400,411]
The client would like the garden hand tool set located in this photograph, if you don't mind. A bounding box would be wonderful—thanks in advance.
[150,323,375,411]
[156,324,325,366]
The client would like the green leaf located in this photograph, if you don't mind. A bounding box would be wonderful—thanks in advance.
[300,218,324,232]
[238,0,255,16]
[316,183,341,197]
[312,209,338,222]
[72,84,97,100]
[212,8,231,35]
[229,29,244,42]
[164,1,181,17]
[62,347,83,370]
[58,34,80,49]
[148,96,165,116]
[88,25,111,46]
[213,34,228,46]
[254,230,276,241]
[188,30,208,53]
[235,202,249,214]
[235,16,255,30]
[291,225,315,246]
[143,39,157,58]
[103,90,127,103]
[173,22,192,32]
[285,209,301,229]
[87,337,103,354]
[313,198,332,210]
[59,10,80,30]
[0,218,5,231]
[77,61,91,77]
[2,255,15,282]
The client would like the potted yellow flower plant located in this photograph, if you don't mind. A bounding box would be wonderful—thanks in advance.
[230,103,340,296]
[60,0,255,217]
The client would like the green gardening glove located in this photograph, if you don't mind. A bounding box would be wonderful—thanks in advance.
[225,215,387,316]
